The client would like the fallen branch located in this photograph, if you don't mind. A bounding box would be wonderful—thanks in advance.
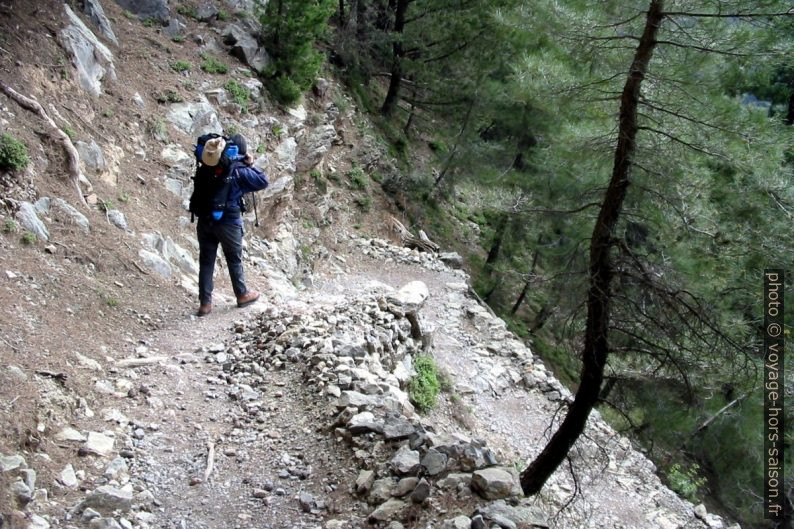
[388,217,440,253]
[0,81,87,207]
[204,441,216,482]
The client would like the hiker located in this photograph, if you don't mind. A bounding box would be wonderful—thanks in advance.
[190,133,268,317]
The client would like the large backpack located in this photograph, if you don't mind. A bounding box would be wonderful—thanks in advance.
[188,133,240,221]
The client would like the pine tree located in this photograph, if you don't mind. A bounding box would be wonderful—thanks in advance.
[260,0,335,105]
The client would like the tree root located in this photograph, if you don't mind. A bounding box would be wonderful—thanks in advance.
[0,81,88,207]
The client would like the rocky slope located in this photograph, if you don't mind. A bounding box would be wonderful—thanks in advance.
[0,1,735,528]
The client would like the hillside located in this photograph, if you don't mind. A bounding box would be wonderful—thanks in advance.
[0,1,753,528]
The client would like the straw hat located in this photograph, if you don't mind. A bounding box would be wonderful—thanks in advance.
[201,137,226,166]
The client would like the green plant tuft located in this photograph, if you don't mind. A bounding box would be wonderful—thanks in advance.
[347,164,367,189]
[224,79,250,106]
[171,35,185,43]
[176,5,198,19]
[3,218,18,233]
[409,355,441,412]
[63,126,76,141]
[156,90,183,104]
[200,56,228,74]
[171,60,191,73]
[21,231,37,245]
[0,133,30,172]
[217,9,230,21]
[667,463,707,502]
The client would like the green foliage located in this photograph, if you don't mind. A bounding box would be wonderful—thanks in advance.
[156,90,183,104]
[101,109,114,118]
[409,355,441,412]
[104,295,119,308]
[121,9,134,19]
[142,17,158,27]
[259,0,335,105]
[63,126,76,141]
[310,169,327,193]
[148,118,168,140]
[354,195,371,212]
[176,5,198,19]
[171,60,191,73]
[271,124,284,138]
[225,124,239,137]
[256,143,266,154]
[3,218,18,233]
[200,56,229,74]
[21,231,36,245]
[428,140,448,153]
[0,133,30,172]
[217,9,230,21]
[666,463,707,503]
[98,199,114,212]
[347,165,367,189]
[224,79,250,106]
[171,35,185,43]
[117,193,130,204]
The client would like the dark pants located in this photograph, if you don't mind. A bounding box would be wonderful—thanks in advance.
[197,219,248,304]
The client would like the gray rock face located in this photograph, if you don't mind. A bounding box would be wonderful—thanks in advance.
[83,485,133,512]
[476,500,547,529]
[75,140,107,174]
[298,124,336,171]
[442,516,472,529]
[16,202,49,241]
[387,281,430,316]
[368,498,408,523]
[83,0,118,45]
[167,99,222,138]
[59,4,116,96]
[107,210,127,230]
[421,448,448,476]
[409,478,430,503]
[0,454,26,473]
[383,417,415,441]
[222,24,270,73]
[114,0,170,22]
[390,446,420,476]
[348,411,384,435]
[47,198,90,234]
[138,250,172,278]
[196,3,219,21]
[355,469,375,495]
[471,468,519,500]
[58,464,79,488]
[85,431,114,456]
[439,252,464,269]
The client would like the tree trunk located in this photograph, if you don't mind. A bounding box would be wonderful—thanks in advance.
[511,236,542,315]
[786,89,793,125]
[381,0,409,116]
[520,0,664,496]
[273,0,284,58]
[433,96,475,190]
[339,0,345,23]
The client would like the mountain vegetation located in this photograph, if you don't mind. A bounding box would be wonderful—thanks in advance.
[253,0,794,526]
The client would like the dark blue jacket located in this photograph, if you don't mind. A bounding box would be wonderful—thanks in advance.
[217,160,268,226]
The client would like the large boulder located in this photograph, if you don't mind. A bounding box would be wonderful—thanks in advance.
[471,468,520,500]
[476,500,548,529]
[166,98,222,138]
[113,0,170,22]
[138,250,172,278]
[59,4,116,96]
[75,140,107,175]
[83,0,118,45]
[222,24,270,73]
[386,281,429,316]
[298,124,336,171]
[16,202,49,241]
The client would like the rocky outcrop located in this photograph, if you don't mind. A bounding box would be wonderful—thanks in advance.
[166,98,222,138]
[59,4,116,97]
[113,0,170,22]
[16,201,49,241]
[222,24,270,73]
[83,0,119,45]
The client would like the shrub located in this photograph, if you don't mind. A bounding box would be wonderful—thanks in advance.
[667,463,707,502]
[267,75,302,106]
[63,126,76,141]
[348,165,367,189]
[409,355,441,412]
[171,35,185,43]
[21,232,36,245]
[105,295,119,308]
[256,143,266,154]
[122,10,135,19]
[0,133,30,172]
[217,9,230,21]
[201,56,228,74]
[3,218,18,233]
[224,79,250,106]
[156,90,183,104]
[171,60,191,73]
[225,124,239,136]
[176,5,198,19]
[354,195,371,212]
[142,17,158,27]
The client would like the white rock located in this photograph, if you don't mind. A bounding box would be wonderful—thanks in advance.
[85,431,114,456]
[59,4,116,96]
[58,464,79,488]
[55,427,86,442]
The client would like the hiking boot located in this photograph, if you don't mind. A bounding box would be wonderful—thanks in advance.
[236,290,260,308]
[197,303,212,317]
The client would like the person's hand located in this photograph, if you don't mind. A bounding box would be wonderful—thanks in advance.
[244,153,254,166]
